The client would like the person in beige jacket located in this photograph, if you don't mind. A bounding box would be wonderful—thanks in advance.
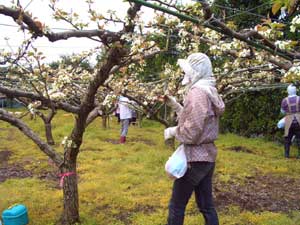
[164,53,225,225]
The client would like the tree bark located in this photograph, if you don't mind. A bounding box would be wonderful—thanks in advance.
[37,109,56,145]
[138,112,143,128]
[45,123,55,145]
[85,107,100,127]
[102,115,107,129]
[60,162,79,225]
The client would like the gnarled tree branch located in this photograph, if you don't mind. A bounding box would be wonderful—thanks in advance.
[0,108,63,166]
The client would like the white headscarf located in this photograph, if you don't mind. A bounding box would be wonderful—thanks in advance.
[287,84,297,97]
[177,53,216,95]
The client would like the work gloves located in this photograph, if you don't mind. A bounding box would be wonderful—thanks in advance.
[165,95,183,114]
[164,126,177,140]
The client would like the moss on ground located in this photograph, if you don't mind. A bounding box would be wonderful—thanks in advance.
[0,111,300,224]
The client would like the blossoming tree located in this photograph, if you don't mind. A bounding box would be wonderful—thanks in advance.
[1,0,300,224]
[0,1,161,224]
[126,0,300,89]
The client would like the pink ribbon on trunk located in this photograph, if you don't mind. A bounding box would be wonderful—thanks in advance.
[59,172,76,188]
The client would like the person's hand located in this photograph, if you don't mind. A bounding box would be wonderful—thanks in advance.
[165,95,183,114]
[164,95,177,107]
[164,126,177,140]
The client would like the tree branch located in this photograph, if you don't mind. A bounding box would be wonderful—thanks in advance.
[0,5,121,43]
[45,30,121,43]
[0,86,80,113]
[0,108,63,167]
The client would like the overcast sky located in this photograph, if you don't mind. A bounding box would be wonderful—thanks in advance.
[0,0,158,62]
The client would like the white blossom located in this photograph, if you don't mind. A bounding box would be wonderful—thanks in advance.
[274,40,292,50]
[290,15,300,33]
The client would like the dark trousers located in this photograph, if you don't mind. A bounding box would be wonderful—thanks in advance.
[115,113,120,123]
[285,122,300,158]
[167,162,219,225]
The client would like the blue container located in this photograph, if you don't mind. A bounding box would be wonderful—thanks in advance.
[2,204,29,225]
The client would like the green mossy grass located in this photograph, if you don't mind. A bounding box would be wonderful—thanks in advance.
[0,110,300,224]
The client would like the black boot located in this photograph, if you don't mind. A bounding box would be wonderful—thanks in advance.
[284,143,290,158]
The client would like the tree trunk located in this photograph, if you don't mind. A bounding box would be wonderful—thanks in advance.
[107,115,110,128]
[102,115,107,129]
[60,163,79,225]
[37,109,56,145]
[45,123,55,145]
[138,112,142,128]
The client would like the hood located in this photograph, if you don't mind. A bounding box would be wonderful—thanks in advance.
[287,84,296,96]
[191,80,224,116]
[204,86,225,116]
[178,53,213,88]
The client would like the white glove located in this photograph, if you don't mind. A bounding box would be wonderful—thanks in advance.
[165,96,183,113]
[164,126,177,140]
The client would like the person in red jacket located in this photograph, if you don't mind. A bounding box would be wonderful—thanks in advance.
[164,53,225,225]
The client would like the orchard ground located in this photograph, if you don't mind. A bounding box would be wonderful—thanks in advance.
[0,111,300,225]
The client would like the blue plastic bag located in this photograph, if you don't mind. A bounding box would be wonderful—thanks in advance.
[277,117,285,129]
[165,144,187,179]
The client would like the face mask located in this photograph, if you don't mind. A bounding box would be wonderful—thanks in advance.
[181,73,191,86]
